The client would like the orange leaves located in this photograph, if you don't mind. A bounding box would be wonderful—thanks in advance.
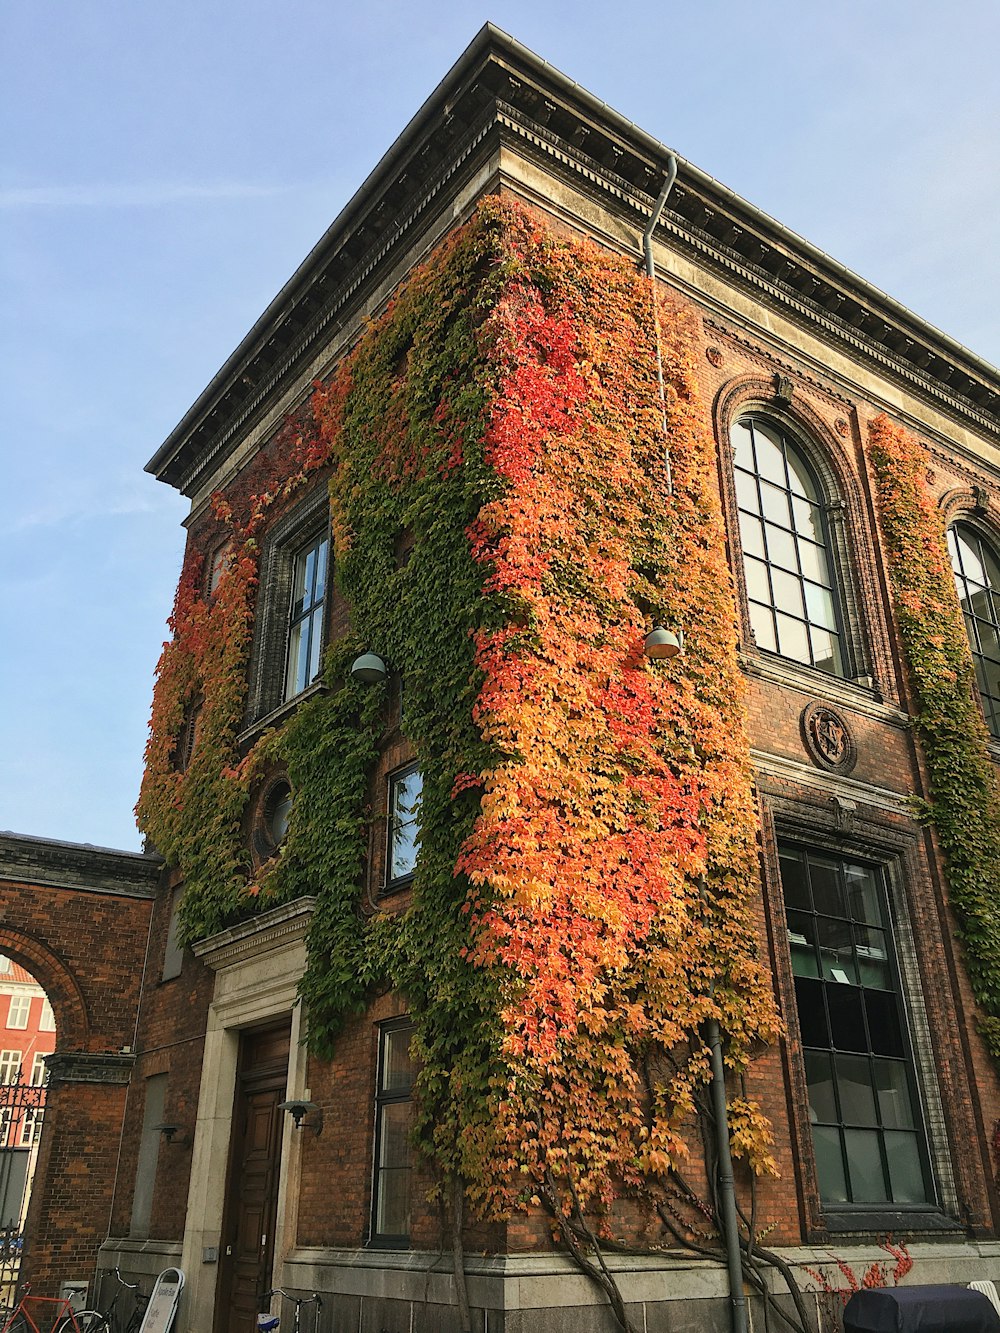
[451,201,778,1213]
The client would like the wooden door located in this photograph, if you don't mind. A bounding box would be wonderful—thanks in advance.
[214,1024,290,1333]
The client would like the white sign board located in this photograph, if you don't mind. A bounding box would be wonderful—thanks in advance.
[138,1267,185,1333]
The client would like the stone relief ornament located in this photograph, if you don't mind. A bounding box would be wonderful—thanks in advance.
[706,345,724,368]
[801,701,857,774]
[835,417,850,437]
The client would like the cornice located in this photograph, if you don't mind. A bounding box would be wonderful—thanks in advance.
[193,896,316,971]
[0,833,161,899]
[148,25,1000,500]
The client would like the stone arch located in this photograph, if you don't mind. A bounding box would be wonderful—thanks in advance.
[0,926,89,1050]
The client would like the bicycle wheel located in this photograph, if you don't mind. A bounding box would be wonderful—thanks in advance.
[0,1313,28,1333]
[66,1311,110,1333]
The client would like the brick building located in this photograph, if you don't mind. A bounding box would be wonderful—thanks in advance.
[12,24,1000,1333]
[0,956,57,1232]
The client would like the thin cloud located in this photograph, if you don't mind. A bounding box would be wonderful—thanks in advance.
[0,181,297,209]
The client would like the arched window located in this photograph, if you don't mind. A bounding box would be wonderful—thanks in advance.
[732,416,844,675]
[947,522,1000,738]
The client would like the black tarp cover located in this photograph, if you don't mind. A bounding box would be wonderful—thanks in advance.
[843,1285,1000,1333]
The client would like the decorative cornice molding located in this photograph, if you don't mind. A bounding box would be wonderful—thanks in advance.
[148,29,1000,502]
[193,897,316,972]
[0,833,161,900]
[752,749,912,815]
[46,1051,134,1086]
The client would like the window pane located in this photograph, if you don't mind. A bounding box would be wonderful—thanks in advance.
[809,627,842,676]
[791,496,825,545]
[884,1132,928,1203]
[731,420,755,471]
[735,470,759,514]
[809,859,845,918]
[813,1126,848,1202]
[787,911,819,977]
[805,1050,837,1123]
[381,1027,416,1094]
[873,1059,915,1129]
[779,853,810,911]
[797,536,830,583]
[285,621,308,697]
[772,569,805,619]
[844,865,882,925]
[785,445,820,501]
[827,985,866,1052]
[763,523,796,571]
[774,613,809,663]
[844,1129,888,1201]
[739,515,765,559]
[743,556,771,604]
[817,916,856,984]
[748,602,777,653]
[853,925,891,989]
[864,989,905,1057]
[389,768,423,881]
[752,423,787,487]
[804,582,838,631]
[794,977,829,1049]
[834,1054,877,1125]
[760,481,792,526]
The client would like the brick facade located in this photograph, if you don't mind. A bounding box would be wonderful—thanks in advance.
[10,27,1000,1333]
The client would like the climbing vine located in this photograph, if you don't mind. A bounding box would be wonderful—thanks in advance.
[138,200,780,1252]
[867,413,1000,1059]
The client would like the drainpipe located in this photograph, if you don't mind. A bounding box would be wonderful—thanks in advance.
[706,1016,749,1333]
[641,156,678,495]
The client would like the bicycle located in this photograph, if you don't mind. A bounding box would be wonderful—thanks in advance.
[257,1289,322,1333]
[69,1269,148,1333]
[0,1283,94,1333]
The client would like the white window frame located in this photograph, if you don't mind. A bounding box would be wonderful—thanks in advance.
[38,999,55,1032]
[5,997,29,1031]
[29,1054,47,1087]
[0,1052,22,1085]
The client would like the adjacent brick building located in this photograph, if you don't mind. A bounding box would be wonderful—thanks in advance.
[11,25,1000,1333]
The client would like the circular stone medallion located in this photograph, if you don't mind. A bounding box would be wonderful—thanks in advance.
[801,702,857,774]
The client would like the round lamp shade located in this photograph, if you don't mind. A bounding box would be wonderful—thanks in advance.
[644,626,683,659]
[350,651,389,685]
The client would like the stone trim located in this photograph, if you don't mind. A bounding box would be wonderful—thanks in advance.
[751,750,912,815]
[46,1052,135,1086]
[0,833,161,900]
[192,897,316,971]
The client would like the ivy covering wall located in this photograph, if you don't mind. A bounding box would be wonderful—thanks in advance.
[137,199,780,1220]
[867,414,1000,1060]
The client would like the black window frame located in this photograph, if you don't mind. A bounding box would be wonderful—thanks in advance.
[369,1019,416,1247]
[283,530,329,702]
[947,521,1000,739]
[732,415,848,677]
[778,844,936,1215]
[245,490,331,726]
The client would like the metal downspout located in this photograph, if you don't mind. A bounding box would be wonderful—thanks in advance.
[642,156,678,494]
[707,1018,750,1333]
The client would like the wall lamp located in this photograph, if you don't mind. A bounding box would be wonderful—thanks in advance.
[151,1122,190,1147]
[644,625,684,659]
[349,652,389,685]
[278,1099,323,1135]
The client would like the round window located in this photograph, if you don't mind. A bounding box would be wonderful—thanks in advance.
[260,778,292,853]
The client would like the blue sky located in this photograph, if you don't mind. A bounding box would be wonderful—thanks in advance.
[2,0,998,851]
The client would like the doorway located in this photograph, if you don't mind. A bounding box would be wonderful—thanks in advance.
[214,1023,290,1333]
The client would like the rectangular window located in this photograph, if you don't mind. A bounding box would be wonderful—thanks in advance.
[38,1000,55,1033]
[6,997,30,1031]
[19,1107,42,1148]
[162,888,185,982]
[371,1022,415,1244]
[131,1074,167,1239]
[779,846,934,1209]
[387,766,422,887]
[0,1053,21,1085]
[284,533,329,700]
[29,1054,47,1087]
